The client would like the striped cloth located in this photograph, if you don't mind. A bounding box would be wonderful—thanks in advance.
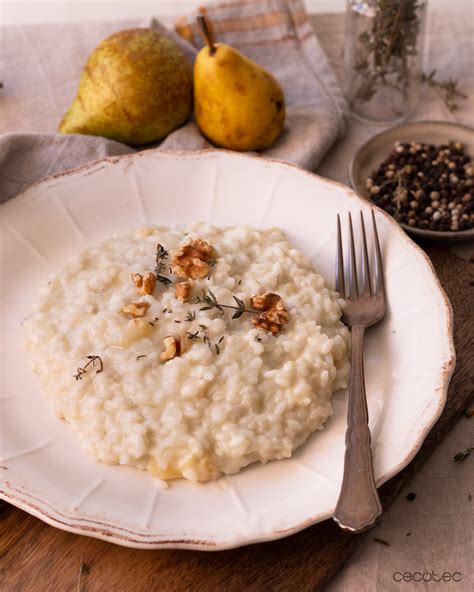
[0,0,348,201]
[162,0,349,168]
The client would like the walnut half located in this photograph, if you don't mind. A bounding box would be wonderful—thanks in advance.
[131,271,156,295]
[161,336,181,361]
[171,239,217,280]
[250,293,289,335]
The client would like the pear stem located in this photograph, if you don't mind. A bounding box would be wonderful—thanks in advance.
[197,15,216,56]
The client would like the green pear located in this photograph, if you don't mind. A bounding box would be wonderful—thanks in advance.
[59,29,193,145]
[194,17,285,151]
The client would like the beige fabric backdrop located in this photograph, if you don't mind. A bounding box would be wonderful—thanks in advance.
[0,4,473,591]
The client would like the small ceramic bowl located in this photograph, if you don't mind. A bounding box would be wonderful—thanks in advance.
[350,120,474,242]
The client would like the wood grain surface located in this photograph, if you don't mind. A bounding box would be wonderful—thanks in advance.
[1,243,473,592]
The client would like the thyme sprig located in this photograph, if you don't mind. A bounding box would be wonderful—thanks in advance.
[392,171,408,217]
[352,0,423,103]
[74,355,103,380]
[193,290,258,320]
[422,70,468,113]
[155,243,173,285]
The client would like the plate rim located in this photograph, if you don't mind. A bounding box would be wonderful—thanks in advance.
[0,148,456,550]
[348,120,474,242]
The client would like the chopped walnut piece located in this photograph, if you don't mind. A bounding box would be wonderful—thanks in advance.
[131,272,142,288]
[142,272,156,294]
[171,239,217,279]
[131,271,156,295]
[175,280,192,302]
[250,293,283,312]
[161,336,181,361]
[120,301,150,318]
[250,292,289,335]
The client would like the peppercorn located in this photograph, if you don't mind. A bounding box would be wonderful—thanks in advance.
[365,141,473,232]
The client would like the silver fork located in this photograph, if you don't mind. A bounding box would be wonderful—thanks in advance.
[333,210,386,532]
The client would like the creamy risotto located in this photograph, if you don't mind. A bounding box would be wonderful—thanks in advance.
[24,223,350,483]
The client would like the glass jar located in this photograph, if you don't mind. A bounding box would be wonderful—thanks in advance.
[344,0,428,125]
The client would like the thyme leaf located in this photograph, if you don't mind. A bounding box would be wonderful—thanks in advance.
[77,555,89,592]
[156,274,172,285]
[155,243,173,284]
[453,447,474,462]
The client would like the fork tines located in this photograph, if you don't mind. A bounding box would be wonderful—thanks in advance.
[336,211,384,300]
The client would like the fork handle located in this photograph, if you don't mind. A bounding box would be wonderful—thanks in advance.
[333,324,382,532]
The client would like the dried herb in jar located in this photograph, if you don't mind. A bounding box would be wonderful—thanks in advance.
[352,0,424,104]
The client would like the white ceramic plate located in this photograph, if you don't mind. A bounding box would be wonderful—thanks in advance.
[0,150,455,550]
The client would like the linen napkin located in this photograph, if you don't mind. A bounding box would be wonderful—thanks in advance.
[0,0,348,202]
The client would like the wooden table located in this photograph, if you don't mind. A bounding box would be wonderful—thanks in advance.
[1,242,472,592]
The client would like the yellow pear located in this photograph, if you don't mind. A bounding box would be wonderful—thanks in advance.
[194,17,285,151]
[59,29,193,145]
